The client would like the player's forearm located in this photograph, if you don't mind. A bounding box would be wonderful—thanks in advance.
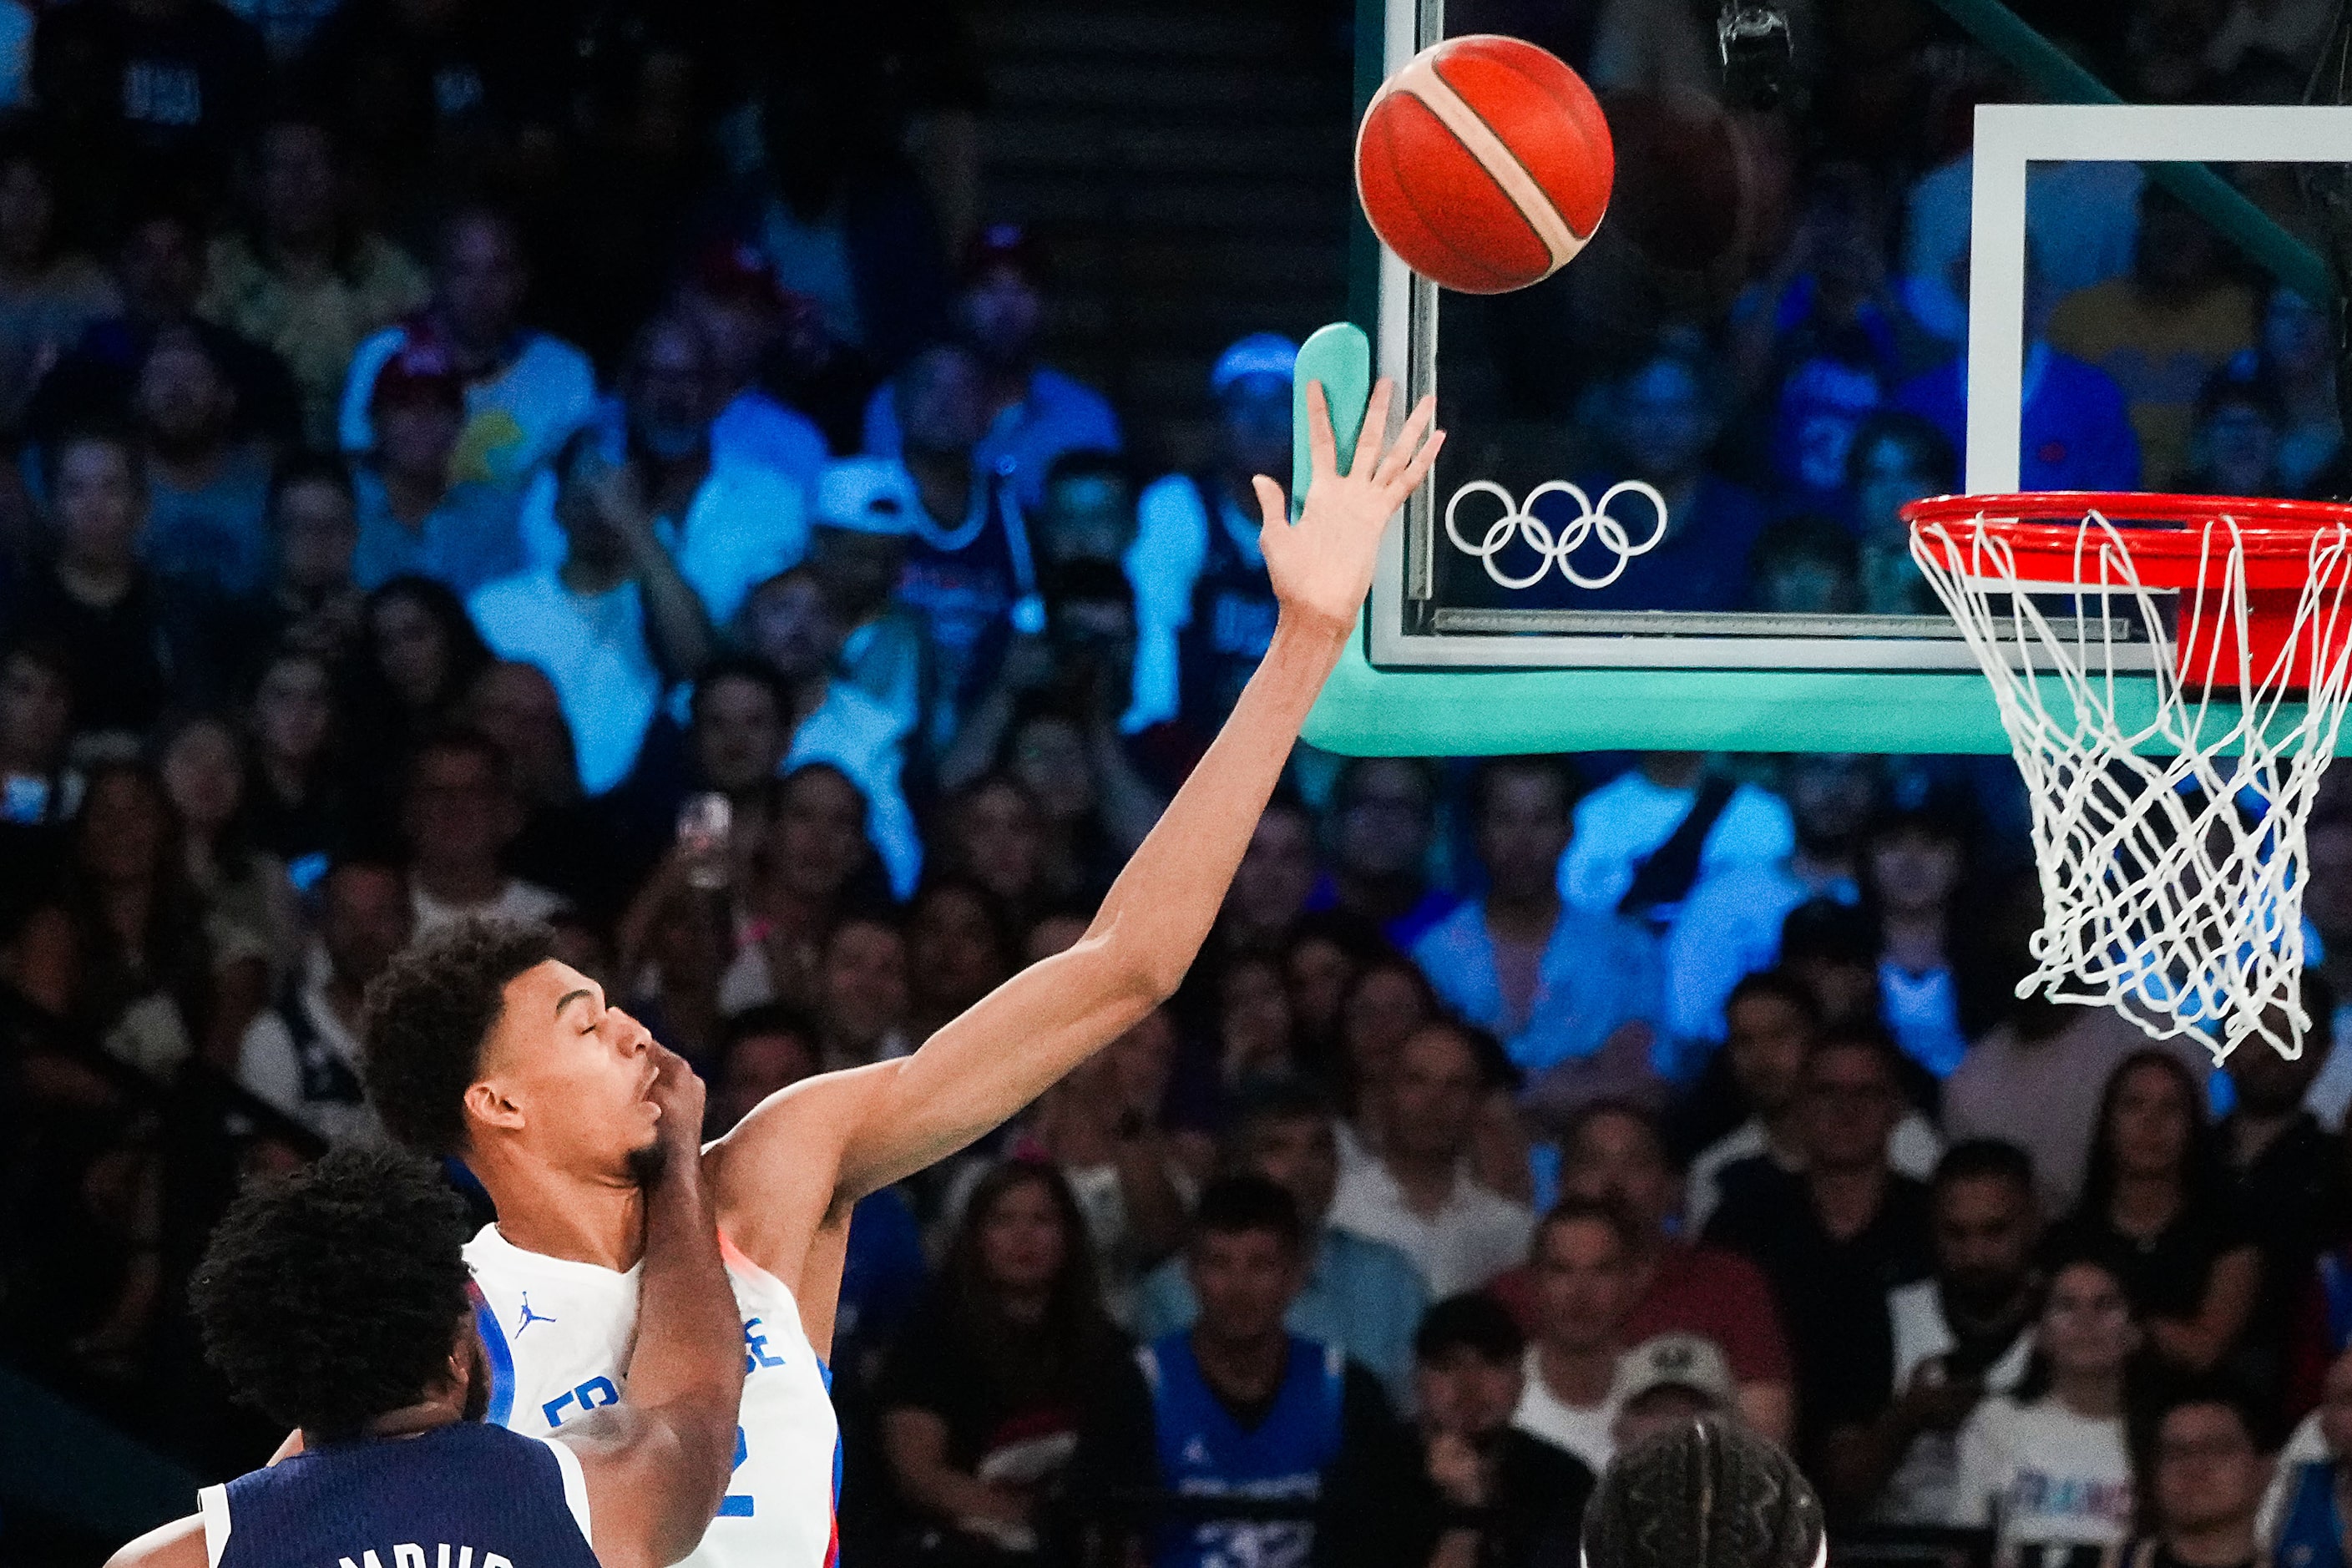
[627,1155,743,1459]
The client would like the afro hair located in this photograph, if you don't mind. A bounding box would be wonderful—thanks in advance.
[362,917,555,1155]
[189,1146,473,1438]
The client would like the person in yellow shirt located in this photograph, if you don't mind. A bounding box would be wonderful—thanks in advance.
[2045,185,2258,488]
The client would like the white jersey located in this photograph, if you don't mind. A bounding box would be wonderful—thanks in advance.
[464,1224,841,1568]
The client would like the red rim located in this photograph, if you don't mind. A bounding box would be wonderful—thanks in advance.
[1902,492,2352,556]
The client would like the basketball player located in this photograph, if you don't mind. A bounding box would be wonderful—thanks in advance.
[106,1047,741,1568]
[353,382,1441,1568]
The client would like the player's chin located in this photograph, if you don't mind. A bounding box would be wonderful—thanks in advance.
[625,1131,670,1189]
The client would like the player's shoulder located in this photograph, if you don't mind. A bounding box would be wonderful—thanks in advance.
[104,1513,206,1568]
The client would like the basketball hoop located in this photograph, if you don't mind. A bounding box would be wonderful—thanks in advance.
[1904,492,2352,1065]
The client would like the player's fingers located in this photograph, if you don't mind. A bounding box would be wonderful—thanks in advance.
[1394,427,1446,497]
[1252,473,1287,535]
[1349,379,1395,481]
[1376,395,1437,488]
[1306,380,1338,479]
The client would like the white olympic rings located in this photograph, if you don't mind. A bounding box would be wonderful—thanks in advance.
[1441,479,1672,591]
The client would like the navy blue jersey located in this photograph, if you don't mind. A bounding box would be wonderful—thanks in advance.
[201,1421,604,1568]
[1137,1333,1346,1568]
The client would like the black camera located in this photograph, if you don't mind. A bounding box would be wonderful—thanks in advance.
[1719,2,1795,111]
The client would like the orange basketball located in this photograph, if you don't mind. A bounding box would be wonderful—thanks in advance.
[1355,35,1615,296]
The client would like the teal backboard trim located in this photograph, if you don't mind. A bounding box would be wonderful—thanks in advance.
[1287,322,2348,758]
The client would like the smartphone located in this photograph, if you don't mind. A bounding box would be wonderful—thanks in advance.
[677,792,733,891]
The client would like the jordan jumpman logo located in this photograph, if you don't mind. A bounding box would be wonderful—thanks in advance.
[515,1293,557,1336]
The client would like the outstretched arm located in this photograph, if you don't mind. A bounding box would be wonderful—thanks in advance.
[711,381,1441,1243]
[557,1048,746,1568]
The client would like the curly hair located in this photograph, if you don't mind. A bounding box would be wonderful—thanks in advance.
[190,1146,473,1438]
[362,917,555,1154]
[1582,1417,1825,1568]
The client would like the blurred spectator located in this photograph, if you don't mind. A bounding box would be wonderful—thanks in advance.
[1510,1199,1642,1473]
[1034,448,1135,572]
[2046,186,2260,488]
[1102,1175,1414,1568]
[616,657,791,867]
[30,0,269,197]
[1313,757,1458,950]
[1535,1101,1797,1443]
[675,242,831,488]
[1129,333,1289,733]
[336,205,595,491]
[815,908,913,1069]
[1333,955,1442,1167]
[877,1159,1134,1565]
[1414,756,1663,1079]
[0,635,77,827]
[721,762,886,1014]
[462,658,639,923]
[344,574,491,802]
[1329,1021,1535,1297]
[2180,354,2289,498]
[2268,1348,2352,1560]
[157,710,298,977]
[255,453,362,665]
[1893,266,2142,500]
[888,343,1035,753]
[701,1002,926,1380]
[234,856,408,1141]
[518,313,808,630]
[1399,1293,1595,1568]
[1844,413,1958,616]
[1136,1079,1431,1409]
[1545,343,1770,615]
[1560,754,1793,929]
[1864,806,1970,1080]
[1821,1140,2043,1525]
[1736,165,1936,515]
[1950,1252,2140,1555]
[1667,753,1879,1051]
[244,646,342,872]
[2261,286,2342,494]
[2224,984,2344,1406]
[808,457,923,736]
[348,339,527,595]
[1904,156,2142,348]
[134,325,273,600]
[1945,999,2203,1218]
[1207,950,1296,1098]
[398,727,561,931]
[200,115,431,448]
[1704,1028,1935,1465]
[0,134,118,435]
[1222,796,1319,957]
[14,427,188,736]
[29,201,299,447]
[469,429,714,797]
[864,225,1120,514]
[2047,1051,2259,1378]
[1686,971,1940,1230]
[2126,1385,2269,1568]
[1746,516,1861,615]
[905,875,1015,1042]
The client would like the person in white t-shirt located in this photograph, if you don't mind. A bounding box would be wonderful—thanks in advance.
[337,205,595,489]
[1327,1020,1533,1297]
[1560,753,1794,922]
[469,431,716,796]
[399,731,564,933]
[1951,1252,2140,1555]
[1510,1199,1641,1474]
[235,857,413,1143]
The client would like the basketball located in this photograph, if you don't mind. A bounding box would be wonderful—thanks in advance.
[1354,35,1615,295]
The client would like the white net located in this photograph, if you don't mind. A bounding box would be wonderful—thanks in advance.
[1908,501,2352,1064]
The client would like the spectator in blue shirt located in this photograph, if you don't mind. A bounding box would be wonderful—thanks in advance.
[863,223,1121,510]
[1136,1079,1431,1408]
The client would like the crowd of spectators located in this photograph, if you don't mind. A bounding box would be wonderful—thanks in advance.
[11,0,2352,1566]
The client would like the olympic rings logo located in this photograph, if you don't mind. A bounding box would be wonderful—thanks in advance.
[1442,480,1672,591]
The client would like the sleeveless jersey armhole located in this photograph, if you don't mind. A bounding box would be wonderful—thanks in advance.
[540,1436,595,1550]
[198,1484,231,1568]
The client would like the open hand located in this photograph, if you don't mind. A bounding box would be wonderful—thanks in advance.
[1252,377,1443,641]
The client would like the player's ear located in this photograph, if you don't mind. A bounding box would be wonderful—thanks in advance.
[464,1078,527,1134]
